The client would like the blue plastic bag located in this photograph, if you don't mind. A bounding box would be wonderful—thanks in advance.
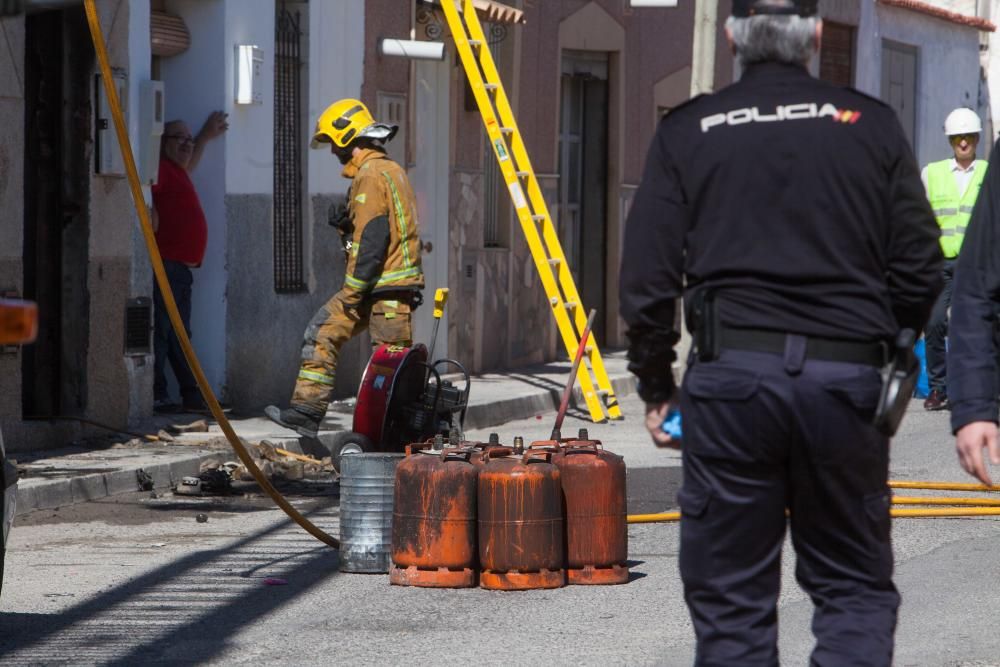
[913,339,930,399]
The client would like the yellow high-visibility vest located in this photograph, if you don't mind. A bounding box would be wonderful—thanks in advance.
[926,158,988,258]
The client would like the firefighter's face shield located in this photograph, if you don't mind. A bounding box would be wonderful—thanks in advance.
[310,132,352,164]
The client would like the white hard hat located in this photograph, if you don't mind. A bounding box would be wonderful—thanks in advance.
[944,108,982,136]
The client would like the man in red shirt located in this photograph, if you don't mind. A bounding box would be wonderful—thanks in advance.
[151,111,227,412]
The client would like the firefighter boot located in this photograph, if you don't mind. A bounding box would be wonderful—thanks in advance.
[264,405,322,439]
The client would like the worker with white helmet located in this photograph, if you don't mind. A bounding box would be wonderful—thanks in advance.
[920,107,988,411]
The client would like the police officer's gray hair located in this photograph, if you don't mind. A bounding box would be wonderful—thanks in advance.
[726,15,820,67]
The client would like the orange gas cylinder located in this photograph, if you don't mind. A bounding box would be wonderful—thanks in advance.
[478,447,565,590]
[390,439,478,588]
[556,440,629,584]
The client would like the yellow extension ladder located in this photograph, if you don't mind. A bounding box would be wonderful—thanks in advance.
[440,0,622,423]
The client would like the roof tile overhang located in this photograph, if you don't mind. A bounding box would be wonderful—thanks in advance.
[878,0,996,32]
[421,0,526,25]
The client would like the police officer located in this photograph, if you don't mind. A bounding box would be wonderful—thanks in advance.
[266,99,424,438]
[619,1,943,664]
[948,134,1000,485]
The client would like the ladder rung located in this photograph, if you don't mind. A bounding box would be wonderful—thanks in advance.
[531,214,546,222]
[484,83,498,91]
[516,171,529,178]
[501,127,514,134]
[469,39,483,47]
[597,389,610,398]
[564,301,579,310]
[547,258,561,266]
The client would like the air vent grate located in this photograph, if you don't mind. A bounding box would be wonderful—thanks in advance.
[125,297,152,355]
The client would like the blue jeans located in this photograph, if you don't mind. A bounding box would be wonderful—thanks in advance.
[153,261,199,403]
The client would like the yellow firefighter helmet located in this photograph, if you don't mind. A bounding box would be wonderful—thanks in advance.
[310,98,398,150]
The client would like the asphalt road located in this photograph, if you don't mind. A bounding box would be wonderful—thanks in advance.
[2,395,1000,665]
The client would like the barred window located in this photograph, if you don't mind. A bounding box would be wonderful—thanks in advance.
[274,0,305,293]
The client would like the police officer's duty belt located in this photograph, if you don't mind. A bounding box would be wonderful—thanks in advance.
[718,327,887,367]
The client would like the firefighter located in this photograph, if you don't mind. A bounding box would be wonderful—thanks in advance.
[265,99,424,438]
[619,0,942,663]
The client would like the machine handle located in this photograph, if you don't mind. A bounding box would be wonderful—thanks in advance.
[433,288,450,319]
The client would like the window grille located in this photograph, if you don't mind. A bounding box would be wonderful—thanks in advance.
[274,1,305,293]
[819,21,855,87]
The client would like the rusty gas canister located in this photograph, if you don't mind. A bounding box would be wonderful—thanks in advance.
[556,439,629,584]
[390,439,478,588]
[478,447,565,590]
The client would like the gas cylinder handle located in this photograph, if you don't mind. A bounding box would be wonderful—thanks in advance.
[405,441,435,456]
[565,442,601,456]
[441,447,474,463]
[481,446,514,463]
[523,450,553,464]
[527,440,560,453]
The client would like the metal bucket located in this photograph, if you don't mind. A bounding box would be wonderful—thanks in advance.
[339,452,403,573]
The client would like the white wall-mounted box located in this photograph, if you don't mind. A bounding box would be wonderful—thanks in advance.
[95,71,128,176]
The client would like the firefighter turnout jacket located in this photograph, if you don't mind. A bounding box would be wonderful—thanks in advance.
[339,147,424,307]
[619,62,943,402]
[924,158,987,259]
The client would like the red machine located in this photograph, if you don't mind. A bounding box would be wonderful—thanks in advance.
[324,290,470,470]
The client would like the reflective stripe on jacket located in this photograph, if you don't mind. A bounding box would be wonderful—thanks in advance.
[339,148,424,304]
[926,158,988,258]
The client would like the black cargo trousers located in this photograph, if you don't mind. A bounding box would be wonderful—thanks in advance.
[677,340,899,667]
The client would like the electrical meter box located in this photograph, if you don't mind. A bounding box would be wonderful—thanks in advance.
[138,80,165,185]
[95,71,128,176]
[235,44,263,105]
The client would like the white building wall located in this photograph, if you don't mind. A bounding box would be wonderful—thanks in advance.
[150,0,365,408]
[307,0,365,204]
[225,0,276,195]
[157,0,229,398]
[855,5,984,166]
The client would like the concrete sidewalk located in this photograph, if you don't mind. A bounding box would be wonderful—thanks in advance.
[12,351,635,516]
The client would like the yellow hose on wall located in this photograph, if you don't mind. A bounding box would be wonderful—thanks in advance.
[83,0,338,549]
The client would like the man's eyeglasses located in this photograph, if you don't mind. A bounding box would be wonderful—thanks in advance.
[950,133,978,144]
[164,134,195,145]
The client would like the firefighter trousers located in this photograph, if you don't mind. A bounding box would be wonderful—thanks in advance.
[291,293,413,418]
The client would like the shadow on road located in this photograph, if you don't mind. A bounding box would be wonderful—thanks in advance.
[0,504,341,665]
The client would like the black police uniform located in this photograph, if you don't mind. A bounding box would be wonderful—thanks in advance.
[949,137,1000,432]
[620,62,943,665]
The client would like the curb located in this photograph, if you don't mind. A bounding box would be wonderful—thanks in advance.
[14,450,225,517]
[462,373,637,430]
